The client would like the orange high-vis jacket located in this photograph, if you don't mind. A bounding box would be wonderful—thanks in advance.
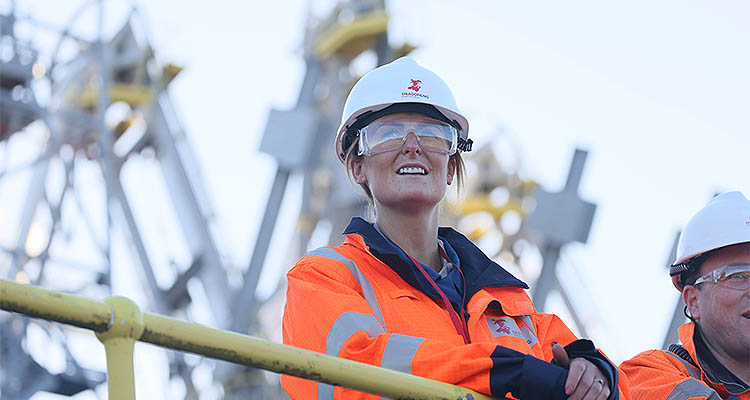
[621,323,749,400]
[282,218,629,399]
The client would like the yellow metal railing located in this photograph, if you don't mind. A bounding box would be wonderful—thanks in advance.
[0,278,494,400]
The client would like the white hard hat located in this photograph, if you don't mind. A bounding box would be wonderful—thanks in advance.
[335,56,471,164]
[670,191,750,290]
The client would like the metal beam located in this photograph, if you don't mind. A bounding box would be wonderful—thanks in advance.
[148,98,232,327]
[528,149,596,310]
[110,176,169,314]
[8,150,51,278]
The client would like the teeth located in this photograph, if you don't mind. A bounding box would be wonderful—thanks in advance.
[398,167,426,175]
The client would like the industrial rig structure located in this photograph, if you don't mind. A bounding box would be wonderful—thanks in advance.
[0,1,684,398]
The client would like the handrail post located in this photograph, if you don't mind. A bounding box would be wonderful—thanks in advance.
[95,296,144,400]
[1,279,494,400]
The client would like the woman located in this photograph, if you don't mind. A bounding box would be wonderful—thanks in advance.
[282,57,627,399]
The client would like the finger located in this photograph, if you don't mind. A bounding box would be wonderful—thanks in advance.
[572,365,597,400]
[582,381,603,400]
[568,383,591,400]
[551,342,570,368]
[568,385,586,400]
[596,385,611,400]
[565,358,587,397]
[575,371,600,400]
[593,376,610,400]
[582,377,606,400]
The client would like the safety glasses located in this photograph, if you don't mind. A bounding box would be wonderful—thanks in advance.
[357,119,458,157]
[693,264,750,291]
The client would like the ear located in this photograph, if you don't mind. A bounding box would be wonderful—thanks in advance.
[682,286,701,321]
[351,158,367,184]
[447,158,456,185]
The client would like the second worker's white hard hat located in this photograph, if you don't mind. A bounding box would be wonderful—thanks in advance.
[670,191,750,290]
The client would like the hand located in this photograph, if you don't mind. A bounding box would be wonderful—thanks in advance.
[552,342,611,400]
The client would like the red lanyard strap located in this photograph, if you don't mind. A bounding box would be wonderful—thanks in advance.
[407,254,470,344]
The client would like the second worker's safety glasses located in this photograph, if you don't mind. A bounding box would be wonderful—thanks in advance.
[357,118,458,157]
[693,264,750,291]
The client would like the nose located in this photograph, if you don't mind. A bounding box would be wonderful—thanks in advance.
[400,131,422,154]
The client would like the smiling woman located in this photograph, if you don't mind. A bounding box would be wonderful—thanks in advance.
[281,57,629,400]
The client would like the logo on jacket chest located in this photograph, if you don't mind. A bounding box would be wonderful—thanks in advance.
[486,317,538,347]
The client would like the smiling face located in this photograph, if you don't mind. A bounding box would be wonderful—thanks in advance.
[683,242,750,361]
[350,113,456,215]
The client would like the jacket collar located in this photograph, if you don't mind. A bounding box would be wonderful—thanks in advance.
[679,323,750,395]
[343,217,528,304]
[693,324,749,394]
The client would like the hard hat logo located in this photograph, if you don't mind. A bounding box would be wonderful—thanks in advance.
[402,78,429,100]
[408,79,422,92]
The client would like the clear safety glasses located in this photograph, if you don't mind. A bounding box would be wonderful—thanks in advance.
[357,119,458,157]
[693,264,750,291]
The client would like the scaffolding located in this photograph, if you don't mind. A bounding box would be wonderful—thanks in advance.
[0,1,685,398]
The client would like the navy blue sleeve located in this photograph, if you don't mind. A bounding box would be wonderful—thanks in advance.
[563,339,620,400]
[490,346,568,399]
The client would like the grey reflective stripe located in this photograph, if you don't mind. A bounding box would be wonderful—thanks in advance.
[665,379,722,400]
[520,315,536,336]
[318,381,335,400]
[666,351,702,380]
[326,312,386,357]
[306,246,386,328]
[380,334,424,374]
[518,315,539,347]
[318,312,386,400]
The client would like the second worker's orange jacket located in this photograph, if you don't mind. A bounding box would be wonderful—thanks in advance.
[282,217,629,399]
[621,322,749,399]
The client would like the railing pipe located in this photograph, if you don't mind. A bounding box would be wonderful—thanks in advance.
[0,278,112,331]
[0,279,493,400]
